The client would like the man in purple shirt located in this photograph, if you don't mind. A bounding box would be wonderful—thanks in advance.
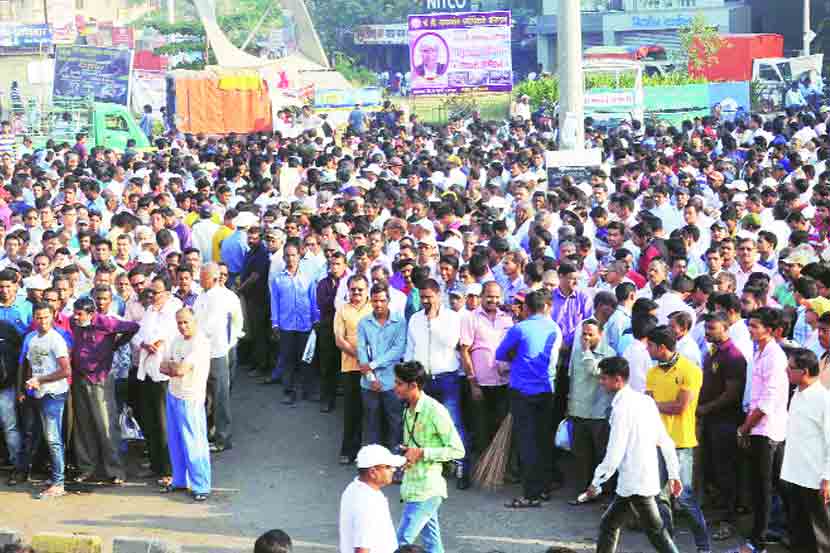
[699,312,746,537]
[69,297,139,485]
[311,250,348,411]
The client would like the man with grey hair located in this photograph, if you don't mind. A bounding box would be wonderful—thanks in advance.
[512,200,535,247]
[193,262,244,453]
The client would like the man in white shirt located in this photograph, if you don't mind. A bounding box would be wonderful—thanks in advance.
[193,263,244,453]
[339,444,405,553]
[781,348,830,553]
[133,275,183,483]
[404,278,469,481]
[160,307,212,502]
[191,205,220,264]
[582,356,682,553]
[669,311,702,368]
[622,315,659,393]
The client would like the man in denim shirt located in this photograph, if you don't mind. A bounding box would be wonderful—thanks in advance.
[357,283,407,450]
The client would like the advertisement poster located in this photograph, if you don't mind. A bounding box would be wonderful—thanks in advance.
[408,11,512,96]
[53,45,134,106]
[314,87,383,108]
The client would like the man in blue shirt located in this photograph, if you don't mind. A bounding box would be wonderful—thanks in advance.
[270,238,315,406]
[348,104,367,135]
[221,212,254,286]
[496,289,562,508]
[357,282,407,450]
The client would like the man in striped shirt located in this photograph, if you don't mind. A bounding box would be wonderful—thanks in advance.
[0,121,15,159]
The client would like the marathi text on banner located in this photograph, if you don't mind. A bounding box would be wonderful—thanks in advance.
[408,10,512,96]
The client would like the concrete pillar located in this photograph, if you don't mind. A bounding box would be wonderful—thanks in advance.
[557,0,585,150]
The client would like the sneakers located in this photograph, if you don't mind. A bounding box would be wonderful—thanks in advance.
[38,484,66,499]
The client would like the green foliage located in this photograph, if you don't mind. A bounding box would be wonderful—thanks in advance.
[514,72,707,108]
[678,13,730,72]
[307,0,411,56]
[333,52,378,86]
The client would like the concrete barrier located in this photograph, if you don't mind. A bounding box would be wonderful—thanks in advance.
[113,537,181,553]
[30,533,103,553]
[0,530,21,547]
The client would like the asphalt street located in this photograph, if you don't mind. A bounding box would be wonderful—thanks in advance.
[0,372,758,553]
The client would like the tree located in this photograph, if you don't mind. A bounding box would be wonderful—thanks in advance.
[679,13,730,73]
[306,0,410,57]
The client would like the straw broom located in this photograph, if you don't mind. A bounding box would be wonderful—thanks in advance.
[472,413,513,489]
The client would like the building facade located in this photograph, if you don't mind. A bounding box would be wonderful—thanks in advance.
[536,0,751,71]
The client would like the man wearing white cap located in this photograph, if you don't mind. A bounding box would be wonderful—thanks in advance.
[339,444,404,553]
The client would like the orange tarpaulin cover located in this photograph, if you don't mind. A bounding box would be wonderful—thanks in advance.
[174,75,272,134]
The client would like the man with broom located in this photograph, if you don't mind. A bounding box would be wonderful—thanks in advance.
[496,289,562,508]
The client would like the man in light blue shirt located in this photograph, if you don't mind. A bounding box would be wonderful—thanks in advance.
[357,282,407,450]
[270,239,315,405]
[605,282,635,356]
[220,213,253,285]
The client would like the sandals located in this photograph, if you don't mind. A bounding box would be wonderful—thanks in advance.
[159,483,187,494]
[505,496,542,509]
[192,492,209,502]
[38,485,66,499]
[713,521,735,541]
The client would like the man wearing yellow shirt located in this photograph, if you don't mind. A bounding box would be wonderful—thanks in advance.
[211,209,236,263]
[646,324,711,553]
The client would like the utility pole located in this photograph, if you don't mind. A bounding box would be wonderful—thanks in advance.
[168,0,175,24]
[557,0,584,151]
[804,0,815,55]
[42,0,48,25]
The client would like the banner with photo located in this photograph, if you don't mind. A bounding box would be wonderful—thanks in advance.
[408,11,512,96]
[53,45,134,106]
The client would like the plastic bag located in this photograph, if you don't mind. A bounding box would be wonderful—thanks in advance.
[119,406,144,441]
[554,417,573,451]
[302,329,317,364]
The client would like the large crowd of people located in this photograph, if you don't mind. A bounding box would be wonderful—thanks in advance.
[0,96,830,553]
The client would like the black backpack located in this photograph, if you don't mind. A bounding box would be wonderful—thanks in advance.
[0,321,22,390]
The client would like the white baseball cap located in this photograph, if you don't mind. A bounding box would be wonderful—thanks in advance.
[355,444,406,469]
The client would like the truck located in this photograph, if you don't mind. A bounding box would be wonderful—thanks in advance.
[689,33,784,82]
[21,98,152,152]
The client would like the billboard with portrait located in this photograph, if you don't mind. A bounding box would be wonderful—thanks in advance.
[408,11,512,96]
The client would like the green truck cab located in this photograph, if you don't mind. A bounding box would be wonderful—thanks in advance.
[26,100,152,153]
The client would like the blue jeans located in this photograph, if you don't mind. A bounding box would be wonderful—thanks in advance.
[35,392,67,486]
[361,388,403,450]
[0,387,22,471]
[660,447,710,551]
[425,373,469,472]
[398,496,444,553]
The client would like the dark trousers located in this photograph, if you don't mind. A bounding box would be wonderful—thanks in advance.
[362,388,403,450]
[317,323,340,408]
[139,379,170,477]
[244,294,271,373]
[206,355,232,448]
[340,371,362,459]
[277,330,310,398]
[550,346,571,484]
[470,384,509,453]
[786,482,830,553]
[426,373,470,472]
[572,416,609,490]
[510,389,553,500]
[597,494,680,553]
[747,435,782,549]
[71,375,124,480]
[702,418,739,518]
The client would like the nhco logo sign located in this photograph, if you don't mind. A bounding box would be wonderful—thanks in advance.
[417,0,471,13]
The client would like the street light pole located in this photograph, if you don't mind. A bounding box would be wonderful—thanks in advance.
[557,0,584,151]
[804,0,815,55]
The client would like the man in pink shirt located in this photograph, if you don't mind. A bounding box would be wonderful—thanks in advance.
[734,307,789,553]
[459,281,513,452]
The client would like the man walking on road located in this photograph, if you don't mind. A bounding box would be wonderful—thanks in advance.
[581,356,682,553]
[339,444,405,553]
[394,360,464,553]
